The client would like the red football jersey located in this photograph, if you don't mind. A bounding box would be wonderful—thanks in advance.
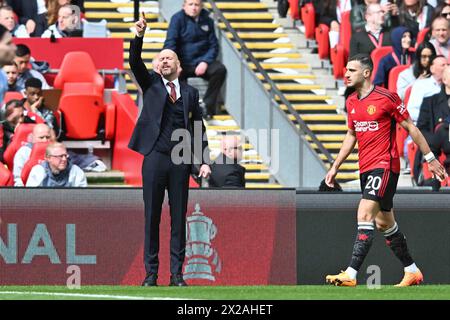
[346,86,410,174]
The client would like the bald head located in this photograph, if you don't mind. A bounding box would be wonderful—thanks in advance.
[221,135,242,161]
[158,49,180,80]
[432,17,450,45]
[32,124,52,144]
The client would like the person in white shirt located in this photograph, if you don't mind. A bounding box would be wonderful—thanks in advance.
[0,6,29,38]
[13,123,53,186]
[41,5,81,39]
[26,142,87,187]
[407,55,448,123]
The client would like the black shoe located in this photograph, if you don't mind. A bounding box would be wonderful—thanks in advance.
[142,273,158,287]
[169,274,188,287]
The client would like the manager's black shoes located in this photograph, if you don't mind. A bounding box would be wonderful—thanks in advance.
[142,273,158,287]
[169,274,188,287]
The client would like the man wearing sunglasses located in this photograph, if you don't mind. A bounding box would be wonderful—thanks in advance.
[26,142,87,187]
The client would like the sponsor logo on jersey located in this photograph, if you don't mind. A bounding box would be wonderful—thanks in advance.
[367,105,377,115]
[353,121,379,132]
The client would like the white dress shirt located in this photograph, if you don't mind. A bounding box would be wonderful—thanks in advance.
[161,77,181,101]
[407,76,442,123]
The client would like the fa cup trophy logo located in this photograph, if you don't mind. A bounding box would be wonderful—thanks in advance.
[183,203,221,281]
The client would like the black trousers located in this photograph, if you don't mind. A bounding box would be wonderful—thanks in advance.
[180,60,227,116]
[142,150,191,275]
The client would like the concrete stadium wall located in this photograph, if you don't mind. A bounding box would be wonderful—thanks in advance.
[296,192,450,285]
[0,189,448,286]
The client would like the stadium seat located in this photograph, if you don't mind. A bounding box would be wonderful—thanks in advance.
[2,123,35,170]
[53,51,104,97]
[371,46,393,81]
[403,86,412,106]
[330,44,346,79]
[315,24,330,60]
[396,124,408,157]
[20,141,50,185]
[388,64,410,93]
[340,11,352,54]
[416,27,430,47]
[288,0,300,20]
[59,94,115,140]
[3,91,24,104]
[0,163,13,186]
[301,3,315,40]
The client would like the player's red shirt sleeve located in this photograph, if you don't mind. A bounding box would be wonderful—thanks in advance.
[346,99,355,130]
[389,93,410,123]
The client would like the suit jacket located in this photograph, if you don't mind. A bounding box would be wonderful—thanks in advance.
[349,29,392,58]
[417,86,450,135]
[208,153,246,188]
[128,36,210,166]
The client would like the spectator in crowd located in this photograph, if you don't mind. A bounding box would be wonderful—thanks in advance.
[47,0,72,25]
[22,77,59,134]
[398,0,433,39]
[397,41,436,99]
[0,5,29,38]
[351,0,399,33]
[350,3,392,57]
[417,65,450,150]
[164,0,227,119]
[207,135,246,188]
[26,142,87,187]
[42,4,81,38]
[407,55,447,123]
[0,100,25,162]
[314,0,352,49]
[2,61,20,92]
[374,27,414,87]
[13,122,52,186]
[0,24,15,102]
[428,16,450,62]
[7,0,48,37]
[432,2,450,20]
[14,44,50,91]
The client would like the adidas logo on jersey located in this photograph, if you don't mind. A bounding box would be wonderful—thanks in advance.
[368,190,376,196]
[351,109,356,114]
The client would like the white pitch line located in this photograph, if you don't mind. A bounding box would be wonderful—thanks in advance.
[0,291,191,300]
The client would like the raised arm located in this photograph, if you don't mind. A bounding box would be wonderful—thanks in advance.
[129,12,151,93]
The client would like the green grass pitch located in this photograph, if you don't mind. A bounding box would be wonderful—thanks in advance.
[0,285,449,300]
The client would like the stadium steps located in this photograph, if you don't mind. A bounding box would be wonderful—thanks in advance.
[85,0,281,188]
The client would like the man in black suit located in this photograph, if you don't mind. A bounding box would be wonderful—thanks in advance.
[208,135,245,188]
[129,13,211,287]
[417,66,450,156]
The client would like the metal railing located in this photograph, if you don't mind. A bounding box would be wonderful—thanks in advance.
[206,0,334,166]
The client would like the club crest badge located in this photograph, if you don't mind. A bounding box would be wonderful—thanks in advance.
[367,105,377,115]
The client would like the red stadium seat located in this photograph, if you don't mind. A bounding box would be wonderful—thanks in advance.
[0,163,13,186]
[3,91,24,104]
[408,142,418,180]
[416,27,430,47]
[2,123,35,170]
[59,94,104,140]
[330,44,346,79]
[20,141,50,185]
[388,64,410,93]
[403,85,412,106]
[301,3,315,40]
[53,51,104,97]
[340,11,352,54]
[288,0,300,20]
[396,124,408,157]
[371,46,393,81]
[315,24,330,60]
